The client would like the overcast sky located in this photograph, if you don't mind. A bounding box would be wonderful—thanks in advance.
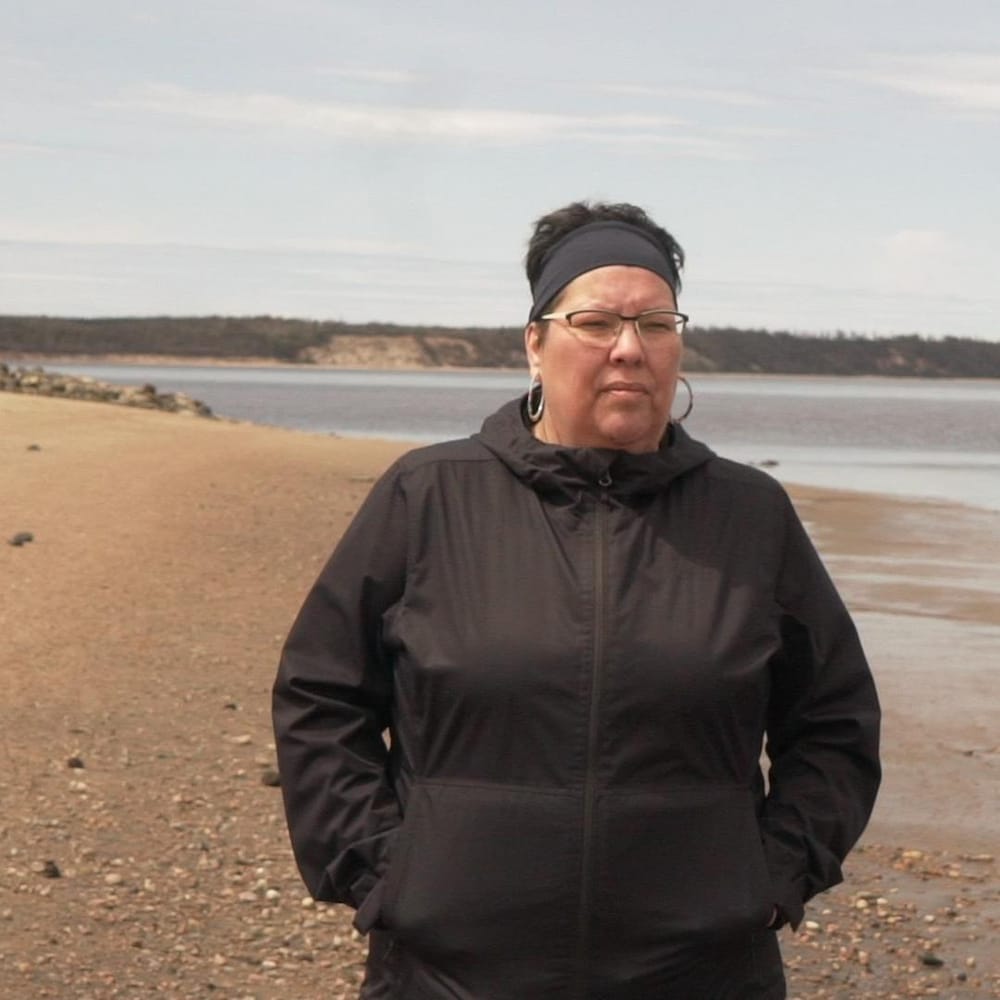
[2,1,998,339]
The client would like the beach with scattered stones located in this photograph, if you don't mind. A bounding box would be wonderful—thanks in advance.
[2,391,997,999]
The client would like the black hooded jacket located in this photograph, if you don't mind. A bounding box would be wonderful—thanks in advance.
[272,397,881,999]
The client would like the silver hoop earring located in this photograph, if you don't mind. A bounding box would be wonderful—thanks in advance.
[672,376,693,423]
[527,373,545,424]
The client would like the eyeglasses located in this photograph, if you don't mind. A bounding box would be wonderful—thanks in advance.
[539,309,688,347]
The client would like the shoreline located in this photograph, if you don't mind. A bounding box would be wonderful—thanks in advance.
[6,353,1000,384]
[6,364,1000,516]
[1,352,523,373]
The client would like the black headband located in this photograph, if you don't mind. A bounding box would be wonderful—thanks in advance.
[528,220,678,322]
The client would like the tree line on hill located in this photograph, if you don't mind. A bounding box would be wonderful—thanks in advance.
[1,315,998,378]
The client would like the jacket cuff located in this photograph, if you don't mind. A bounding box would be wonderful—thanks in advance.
[351,874,386,935]
[348,869,380,909]
[767,897,803,931]
[769,888,804,931]
[761,832,807,931]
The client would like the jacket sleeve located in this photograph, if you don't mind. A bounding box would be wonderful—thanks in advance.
[272,462,408,915]
[760,492,881,931]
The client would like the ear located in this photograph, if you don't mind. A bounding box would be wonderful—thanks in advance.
[524,322,544,373]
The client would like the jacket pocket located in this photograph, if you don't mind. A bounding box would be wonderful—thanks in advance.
[593,785,775,953]
[378,780,578,978]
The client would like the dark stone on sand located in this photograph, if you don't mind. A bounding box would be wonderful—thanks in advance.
[67,756,85,769]
[27,443,41,451]
[8,532,34,546]
[920,952,944,967]
[260,768,281,788]
[39,860,61,879]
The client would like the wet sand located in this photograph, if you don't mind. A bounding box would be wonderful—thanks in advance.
[790,487,1000,856]
[1,393,996,998]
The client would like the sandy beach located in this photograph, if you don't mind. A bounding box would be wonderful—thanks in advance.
[2,393,997,999]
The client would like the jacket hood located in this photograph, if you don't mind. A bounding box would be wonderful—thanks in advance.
[474,395,714,502]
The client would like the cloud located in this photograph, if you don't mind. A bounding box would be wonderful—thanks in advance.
[0,233,410,262]
[0,232,509,270]
[0,231,475,265]
[311,66,417,85]
[0,140,59,155]
[593,82,770,108]
[0,270,125,285]
[286,261,519,294]
[0,45,44,73]
[103,83,749,156]
[0,223,162,246]
[841,52,1000,114]
[873,228,960,294]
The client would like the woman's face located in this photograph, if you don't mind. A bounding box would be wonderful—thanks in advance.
[524,265,683,453]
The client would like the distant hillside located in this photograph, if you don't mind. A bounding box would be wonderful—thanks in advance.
[0,316,525,368]
[1,315,998,377]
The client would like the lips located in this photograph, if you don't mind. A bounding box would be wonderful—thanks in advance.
[602,382,649,394]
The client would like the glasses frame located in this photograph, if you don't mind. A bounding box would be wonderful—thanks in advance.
[539,309,689,347]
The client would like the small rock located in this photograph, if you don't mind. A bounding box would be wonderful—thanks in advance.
[232,734,253,745]
[66,756,85,769]
[27,443,41,451]
[31,860,61,879]
[104,873,124,886]
[920,952,944,967]
[7,532,34,547]
[260,768,281,787]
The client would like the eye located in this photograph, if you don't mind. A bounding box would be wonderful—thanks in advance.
[570,311,617,333]
[641,312,680,335]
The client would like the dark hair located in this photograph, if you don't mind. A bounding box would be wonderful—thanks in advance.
[524,201,685,300]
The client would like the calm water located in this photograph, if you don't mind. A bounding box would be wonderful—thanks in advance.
[23,362,1000,511]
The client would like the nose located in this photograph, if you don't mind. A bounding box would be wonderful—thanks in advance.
[609,317,645,364]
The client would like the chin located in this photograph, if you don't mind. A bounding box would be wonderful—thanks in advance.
[598,420,663,453]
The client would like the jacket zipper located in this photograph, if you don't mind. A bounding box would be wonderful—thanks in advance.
[574,472,612,997]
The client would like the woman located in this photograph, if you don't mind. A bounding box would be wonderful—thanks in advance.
[272,201,881,999]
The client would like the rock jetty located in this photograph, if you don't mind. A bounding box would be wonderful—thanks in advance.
[0,362,213,417]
